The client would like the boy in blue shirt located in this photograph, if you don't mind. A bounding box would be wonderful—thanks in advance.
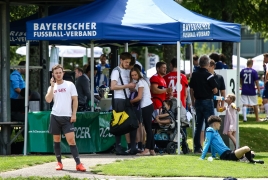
[201,115,264,164]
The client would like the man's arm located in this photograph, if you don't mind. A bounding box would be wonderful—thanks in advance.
[255,80,260,95]
[110,80,135,90]
[201,131,213,159]
[150,83,170,94]
[220,90,226,106]
[45,77,55,103]
[71,96,78,123]
[190,88,195,107]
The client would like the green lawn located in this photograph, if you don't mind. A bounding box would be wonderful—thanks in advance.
[91,114,268,178]
[0,156,56,173]
[1,114,268,179]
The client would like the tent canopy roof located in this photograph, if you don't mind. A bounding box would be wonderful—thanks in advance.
[26,0,241,43]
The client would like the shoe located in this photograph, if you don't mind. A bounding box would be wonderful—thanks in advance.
[251,160,264,164]
[194,149,203,154]
[55,162,63,170]
[136,151,150,156]
[243,120,247,122]
[76,163,86,171]
[150,150,156,156]
[116,149,129,155]
[129,149,142,155]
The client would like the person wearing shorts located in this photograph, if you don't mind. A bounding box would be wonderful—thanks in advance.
[240,59,260,122]
[261,53,268,121]
[200,115,264,164]
[45,64,86,172]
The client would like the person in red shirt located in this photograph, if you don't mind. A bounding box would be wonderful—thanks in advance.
[164,58,188,108]
[150,62,172,110]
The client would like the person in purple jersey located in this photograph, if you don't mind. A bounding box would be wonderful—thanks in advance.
[240,59,260,122]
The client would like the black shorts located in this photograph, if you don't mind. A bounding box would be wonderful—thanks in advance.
[49,114,75,135]
[263,89,268,99]
[220,150,239,161]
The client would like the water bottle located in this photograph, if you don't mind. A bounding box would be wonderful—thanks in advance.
[213,95,224,100]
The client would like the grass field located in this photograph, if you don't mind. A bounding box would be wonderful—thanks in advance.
[1,114,268,179]
[91,114,268,178]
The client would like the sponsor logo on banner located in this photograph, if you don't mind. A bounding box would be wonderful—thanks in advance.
[99,127,114,138]
[10,31,39,43]
[182,23,211,38]
[32,22,97,38]
[28,130,49,133]
[62,127,91,139]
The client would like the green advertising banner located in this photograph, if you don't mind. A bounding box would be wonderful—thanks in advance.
[28,111,118,153]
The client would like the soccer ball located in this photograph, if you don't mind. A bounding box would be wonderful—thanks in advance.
[102,47,111,54]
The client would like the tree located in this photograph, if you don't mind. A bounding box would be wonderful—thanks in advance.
[9,5,38,65]
[180,0,268,68]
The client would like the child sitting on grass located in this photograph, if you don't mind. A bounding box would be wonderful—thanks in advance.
[217,94,240,148]
[200,115,264,164]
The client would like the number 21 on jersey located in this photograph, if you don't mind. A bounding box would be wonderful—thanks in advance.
[243,73,251,84]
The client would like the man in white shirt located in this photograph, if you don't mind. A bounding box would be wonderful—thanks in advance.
[45,64,86,171]
[110,52,136,155]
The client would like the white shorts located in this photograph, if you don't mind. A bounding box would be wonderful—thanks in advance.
[240,95,257,106]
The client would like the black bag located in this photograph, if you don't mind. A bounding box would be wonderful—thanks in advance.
[109,68,139,136]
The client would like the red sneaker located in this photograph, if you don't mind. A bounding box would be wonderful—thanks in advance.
[55,162,63,170]
[76,163,86,172]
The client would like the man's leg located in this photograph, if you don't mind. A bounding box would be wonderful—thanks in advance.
[263,99,268,120]
[235,146,264,164]
[65,132,86,171]
[253,105,260,121]
[242,105,247,122]
[53,135,62,164]
[193,100,204,153]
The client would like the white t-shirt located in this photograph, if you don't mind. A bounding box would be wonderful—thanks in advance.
[51,80,78,117]
[111,66,130,99]
[136,78,152,108]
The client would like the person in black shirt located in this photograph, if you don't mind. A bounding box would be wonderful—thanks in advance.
[208,60,226,114]
[190,55,218,153]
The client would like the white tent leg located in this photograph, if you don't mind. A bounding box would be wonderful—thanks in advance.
[189,43,195,151]
[90,41,95,112]
[24,41,30,156]
[177,41,181,155]
[236,42,241,149]
[145,47,148,72]
[124,43,128,52]
[61,56,64,67]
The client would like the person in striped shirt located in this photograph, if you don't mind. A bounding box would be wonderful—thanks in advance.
[200,115,264,164]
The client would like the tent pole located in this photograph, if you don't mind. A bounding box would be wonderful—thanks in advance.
[90,41,94,112]
[124,43,128,52]
[24,40,30,156]
[177,41,181,155]
[189,43,195,151]
[236,42,241,149]
[145,47,148,72]
[61,56,64,67]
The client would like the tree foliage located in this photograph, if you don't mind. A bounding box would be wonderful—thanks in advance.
[180,0,268,38]
[10,5,38,22]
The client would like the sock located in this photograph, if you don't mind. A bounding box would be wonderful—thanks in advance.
[54,142,61,163]
[127,143,131,150]
[130,129,137,151]
[70,145,81,165]
[264,104,268,117]
[138,142,143,149]
[242,107,247,120]
[115,135,121,151]
[245,150,254,162]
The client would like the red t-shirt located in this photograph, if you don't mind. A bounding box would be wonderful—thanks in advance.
[164,72,188,108]
[150,74,167,109]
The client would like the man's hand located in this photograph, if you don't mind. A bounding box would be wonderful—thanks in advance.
[166,87,173,94]
[70,114,76,123]
[50,77,55,87]
[128,82,136,89]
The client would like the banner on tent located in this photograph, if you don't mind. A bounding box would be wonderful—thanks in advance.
[182,23,211,38]
[32,22,98,38]
[27,111,117,153]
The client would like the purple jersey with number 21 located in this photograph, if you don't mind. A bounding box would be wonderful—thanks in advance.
[240,68,258,95]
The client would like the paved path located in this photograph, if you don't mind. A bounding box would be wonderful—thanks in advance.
[0,154,266,180]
